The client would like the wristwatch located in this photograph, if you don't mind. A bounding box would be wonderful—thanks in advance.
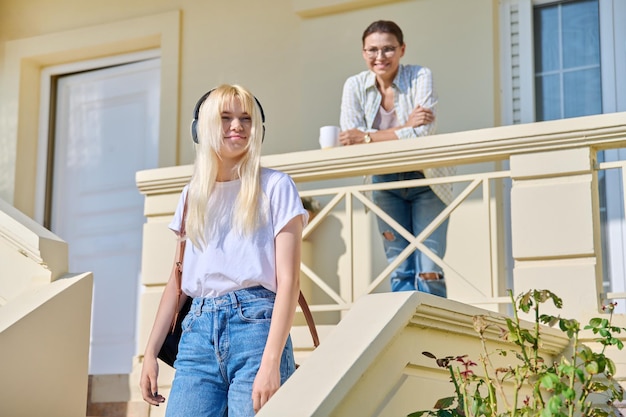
[364,133,372,144]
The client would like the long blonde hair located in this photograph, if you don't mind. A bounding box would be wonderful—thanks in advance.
[185,84,265,249]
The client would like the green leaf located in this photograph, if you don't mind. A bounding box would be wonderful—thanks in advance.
[588,317,603,327]
[519,291,533,312]
[574,368,585,382]
[548,396,563,413]
[589,381,610,392]
[407,412,428,417]
[540,373,560,390]
[607,357,617,375]
[521,330,537,344]
[580,345,594,359]
[539,314,557,325]
[559,364,575,377]
[585,361,599,375]
[433,397,456,409]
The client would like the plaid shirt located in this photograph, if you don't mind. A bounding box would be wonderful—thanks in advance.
[340,64,455,205]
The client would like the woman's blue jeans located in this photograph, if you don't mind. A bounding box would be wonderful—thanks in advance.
[165,286,295,417]
[372,171,448,297]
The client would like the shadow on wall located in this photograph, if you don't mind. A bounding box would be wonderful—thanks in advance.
[304,213,345,325]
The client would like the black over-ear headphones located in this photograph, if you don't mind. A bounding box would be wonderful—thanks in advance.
[190,89,266,144]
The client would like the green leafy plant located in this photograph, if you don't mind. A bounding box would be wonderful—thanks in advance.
[410,289,625,417]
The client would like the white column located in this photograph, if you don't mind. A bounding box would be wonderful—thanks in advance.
[510,147,603,318]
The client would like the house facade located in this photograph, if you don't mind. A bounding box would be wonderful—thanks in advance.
[1,0,625,415]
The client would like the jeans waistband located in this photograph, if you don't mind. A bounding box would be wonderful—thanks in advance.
[191,286,275,311]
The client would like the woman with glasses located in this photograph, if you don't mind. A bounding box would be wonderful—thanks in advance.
[340,20,453,297]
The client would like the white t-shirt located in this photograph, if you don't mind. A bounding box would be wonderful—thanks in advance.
[168,168,308,298]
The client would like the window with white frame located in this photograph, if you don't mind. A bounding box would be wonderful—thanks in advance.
[534,0,602,121]
[500,0,626,299]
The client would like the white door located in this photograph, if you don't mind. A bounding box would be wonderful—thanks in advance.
[50,58,160,374]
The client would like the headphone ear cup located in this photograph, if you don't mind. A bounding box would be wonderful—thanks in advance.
[191,90,213,144]
[191,119,199,144]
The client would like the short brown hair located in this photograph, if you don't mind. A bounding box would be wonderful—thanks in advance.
[362,20,404,45]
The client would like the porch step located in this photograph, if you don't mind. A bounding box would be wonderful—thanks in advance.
[86,400,148,417]
[87,374,149,417]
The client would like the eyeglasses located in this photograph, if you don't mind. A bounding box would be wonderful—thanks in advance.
[363,46,399,58]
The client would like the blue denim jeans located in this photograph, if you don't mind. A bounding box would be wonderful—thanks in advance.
[372,171,448,297]
[165,286,295,417]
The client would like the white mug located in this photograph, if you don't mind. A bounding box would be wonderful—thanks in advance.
[319,126,340,148]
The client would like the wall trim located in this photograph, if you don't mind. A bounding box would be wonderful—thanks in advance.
[293,0,406,18]
[1,10,180,215]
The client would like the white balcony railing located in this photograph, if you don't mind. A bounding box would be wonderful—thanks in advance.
[137,111,626,352]
[297,168,513,315]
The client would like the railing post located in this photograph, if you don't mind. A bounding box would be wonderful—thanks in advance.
[509,147,603,317]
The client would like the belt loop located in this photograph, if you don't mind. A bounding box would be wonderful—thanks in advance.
[230,291,239,308]
[195,298,203,316]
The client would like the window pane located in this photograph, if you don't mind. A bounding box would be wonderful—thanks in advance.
[535,73,562,121]
[563,68,602,118]
[533,0,601,121]
[534,6,559,73]
[562,0,600,68]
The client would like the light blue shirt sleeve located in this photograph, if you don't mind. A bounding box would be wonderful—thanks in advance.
[394,65,437,139]
[340,75,368,132]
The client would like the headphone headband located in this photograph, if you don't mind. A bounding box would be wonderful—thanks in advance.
[190,89,266,144]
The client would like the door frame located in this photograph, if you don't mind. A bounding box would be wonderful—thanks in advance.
[34,49,160,225]
[2,10,180,213]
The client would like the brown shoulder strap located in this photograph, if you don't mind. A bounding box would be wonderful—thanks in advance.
[298,291,320,348]
[170,197,188,333]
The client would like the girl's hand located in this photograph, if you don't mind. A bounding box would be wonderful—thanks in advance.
[140,356,166,406]
[251,362,281,413]
[339,128,366,146]
[406,105,435,128]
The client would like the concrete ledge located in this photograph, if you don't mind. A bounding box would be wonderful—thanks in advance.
[0,273,93,417]
[257,291,568,417]
[0,197,67,284]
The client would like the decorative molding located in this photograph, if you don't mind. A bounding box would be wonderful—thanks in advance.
[0,198,64,268]
[263,112,626,182]
[293,0,406,18]
[136,111,626,191]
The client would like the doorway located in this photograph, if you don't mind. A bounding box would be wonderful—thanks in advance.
[47,57,160,374]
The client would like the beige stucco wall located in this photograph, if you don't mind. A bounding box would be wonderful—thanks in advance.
[0,0,503,321]
[0,0,499,207]
[0,198,93,416]
[0,0,504,396]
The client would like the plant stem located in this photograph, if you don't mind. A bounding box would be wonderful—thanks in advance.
[568,331,579,417]
[509,291,532,365]
[533,298,540,371]
[451,366,472,417]
[478,332,508,413]
[448,365,463,402]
